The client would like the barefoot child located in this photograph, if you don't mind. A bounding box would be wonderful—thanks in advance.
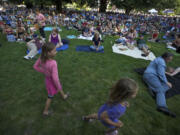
[33,43,69,116]
[83,78,138,135]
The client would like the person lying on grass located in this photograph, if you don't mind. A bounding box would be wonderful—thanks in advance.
[83,78,138,135]
[143,52,176,118]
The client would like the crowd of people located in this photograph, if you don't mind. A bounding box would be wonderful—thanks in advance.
[0,5,180,135]
[0,7,180,53]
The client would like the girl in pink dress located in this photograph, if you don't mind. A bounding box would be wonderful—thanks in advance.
[33,42,69,116]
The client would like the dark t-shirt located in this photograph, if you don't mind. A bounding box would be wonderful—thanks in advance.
[93,37,100,46]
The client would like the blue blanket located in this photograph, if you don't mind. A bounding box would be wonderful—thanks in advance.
[44,27,61,31]
[67,35,76,39]
[27,44,69,54]
[76,45,104,53]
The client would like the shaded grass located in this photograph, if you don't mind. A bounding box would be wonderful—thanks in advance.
[0,28,180,135]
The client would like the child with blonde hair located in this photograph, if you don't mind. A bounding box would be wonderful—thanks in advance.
[90,32,104,51]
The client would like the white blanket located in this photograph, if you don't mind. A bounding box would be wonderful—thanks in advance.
[167,45,176,50]
[112,44,156,61]
[77,34,102,41]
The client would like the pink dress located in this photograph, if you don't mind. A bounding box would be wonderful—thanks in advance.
[33,58,62,96]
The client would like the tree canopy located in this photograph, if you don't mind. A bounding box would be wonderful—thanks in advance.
[7,0,180,14]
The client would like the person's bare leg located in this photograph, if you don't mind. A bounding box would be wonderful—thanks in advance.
[59,90,68,99]
[142,47,149,56]
[43,98,52,115]
[84,113,98,120]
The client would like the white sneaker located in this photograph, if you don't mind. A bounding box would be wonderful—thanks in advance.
[106,130,118,135]
[24,56,29,60]
[17,39,21,42]
[29,56,34,59]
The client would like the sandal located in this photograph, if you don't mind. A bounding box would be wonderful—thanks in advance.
[82,116,94,122]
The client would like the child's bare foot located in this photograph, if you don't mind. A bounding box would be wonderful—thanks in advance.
[43,110,53,116]
[63,92,70,100]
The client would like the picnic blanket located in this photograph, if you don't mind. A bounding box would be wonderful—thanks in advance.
[67,35,77,39]
[27,44,69,54]
[76,45,104,53]
[134,68,180,98]
[44,27,62,31]
[77,34,102,41]
[112,44,156,61]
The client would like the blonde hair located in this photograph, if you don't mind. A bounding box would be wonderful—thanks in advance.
[94,32,99,40]
[52,28,58,34]
[40,42,56,63]
[108,78,138,105]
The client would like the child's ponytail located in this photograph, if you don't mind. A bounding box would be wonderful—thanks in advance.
[41,42,55,63]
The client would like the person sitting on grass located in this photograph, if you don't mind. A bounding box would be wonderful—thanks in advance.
[3,24,16,42]
[82,24,92,37]
[90,32,104,51]
[137,35,149,56]
[151,29,159,42]
[24,35,45,60]
[49,28,63,48]
[3,24,14,35]
[126,29,137,50]
[82,78,138,135]
[172,34,180,52]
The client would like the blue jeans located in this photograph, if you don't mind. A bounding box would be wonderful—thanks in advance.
[90,45,104,51]
[143,73,169,108]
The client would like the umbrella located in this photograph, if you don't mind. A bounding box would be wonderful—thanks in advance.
[163,9,174,14]
[148,9,158,13]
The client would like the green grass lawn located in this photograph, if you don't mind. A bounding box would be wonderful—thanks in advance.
[0,28,180,135]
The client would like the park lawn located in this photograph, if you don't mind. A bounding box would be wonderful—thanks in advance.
[0,28,180,135]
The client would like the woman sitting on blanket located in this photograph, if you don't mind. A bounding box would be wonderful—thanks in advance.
[137,35,149,56]
[143,52,176,117]
[16,20,25,41]
[90,32,104,51]
[49,28,63,48]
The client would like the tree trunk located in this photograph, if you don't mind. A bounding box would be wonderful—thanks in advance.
[40,3,44,9]
[25,1,33,9]
[125,8,132,15]
[55,0,62,13]
[99,0,107,13]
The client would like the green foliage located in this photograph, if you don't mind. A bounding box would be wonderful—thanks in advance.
[111,0,180,14]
